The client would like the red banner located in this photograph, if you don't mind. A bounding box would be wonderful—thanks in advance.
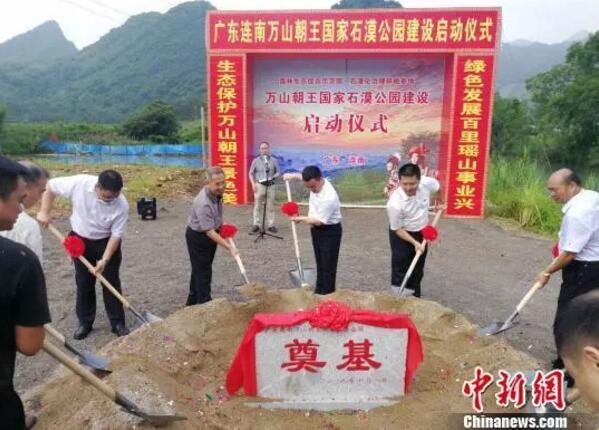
[208,10,499,51]
[446,55,494,217]
[209,55,246,205]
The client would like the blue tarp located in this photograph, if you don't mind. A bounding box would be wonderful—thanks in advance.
[40,141,203,156]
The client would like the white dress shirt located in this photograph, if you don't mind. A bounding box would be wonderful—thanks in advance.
[386,176,440,232]
[48,174,129,240]
[559,189,599,261]
[0,210,43,264]
[308,179,342,225]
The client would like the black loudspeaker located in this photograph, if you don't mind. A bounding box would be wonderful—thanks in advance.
[137,197,157,220]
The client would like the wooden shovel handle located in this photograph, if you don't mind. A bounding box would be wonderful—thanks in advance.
[44,324,65,344]
[43,339,116,401]
[285,180,303,265]
[515,282,543,313]
[47,224,132,309]
[228,238,248,278]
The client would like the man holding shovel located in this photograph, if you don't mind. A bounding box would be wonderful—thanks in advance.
[536,168,599,374]
[0,156,51,430]
[386,163,440,298]
[37,170,130,339]
[284,166,342,295]
[186,166,237,305]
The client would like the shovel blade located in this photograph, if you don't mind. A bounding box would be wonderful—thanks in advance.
[478,320,515,336]
[140,413,187,427]
[78,353,111,374]
[142,311,163,323]
[289,268,316,288]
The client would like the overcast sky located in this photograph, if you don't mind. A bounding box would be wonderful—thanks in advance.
[1,0,597,49]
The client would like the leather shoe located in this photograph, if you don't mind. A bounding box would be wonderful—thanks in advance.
[249,225,260,234]
[73,325,92,340]
[267,226,278,233]
[111,323,129,337]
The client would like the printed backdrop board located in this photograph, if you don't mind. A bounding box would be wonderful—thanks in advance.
[207,8,501,217]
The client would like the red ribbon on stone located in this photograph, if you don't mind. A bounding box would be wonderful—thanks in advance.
[422,225,438,241]
[220,224,238,239]
[63,235,85,258]
[309,300,352,331]
[281,201,299,217]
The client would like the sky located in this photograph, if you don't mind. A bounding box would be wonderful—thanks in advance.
[1,0,598,49]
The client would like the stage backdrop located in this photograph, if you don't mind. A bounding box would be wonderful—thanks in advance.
[207,8,501,218]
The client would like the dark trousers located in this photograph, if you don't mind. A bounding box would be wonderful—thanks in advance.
[72,233,125,329]
[553,260,599,369]
[0,388,25,430]
[310,223,342,295]
[389,229,428,297]
[186,227,217,305]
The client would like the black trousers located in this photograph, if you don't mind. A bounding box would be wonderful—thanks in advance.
[389,229,428,297]
[186,227,217,305]
[310,223,342,295]
[553,260,599,369]
[72,232,125,329]
[0,388,25,430]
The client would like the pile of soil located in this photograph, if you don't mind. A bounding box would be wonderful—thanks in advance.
[24,285,588,429]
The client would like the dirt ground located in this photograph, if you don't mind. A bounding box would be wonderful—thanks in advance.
[14,197,591,427]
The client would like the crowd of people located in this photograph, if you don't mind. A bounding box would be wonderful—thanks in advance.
[1,149,598,428]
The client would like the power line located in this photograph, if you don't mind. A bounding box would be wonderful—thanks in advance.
[55,0,121,22]
[83,0,131,18]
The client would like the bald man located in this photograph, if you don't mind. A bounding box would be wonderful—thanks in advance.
[536,168,599,377]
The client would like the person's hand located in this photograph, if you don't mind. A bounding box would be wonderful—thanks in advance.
[291,216,303,223]
[536,271,551,288]
[92,258,107,276]
[283,173,299,181]
[252,183,257,193]
[228,245,238,258]
[413,242,426,254]
[36,211,52,228]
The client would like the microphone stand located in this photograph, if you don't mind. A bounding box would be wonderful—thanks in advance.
[254,160,283,242]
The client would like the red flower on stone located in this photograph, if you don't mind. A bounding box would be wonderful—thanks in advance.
[309,301,352,331]
[63,235,85,258]
[422,225,438,241]
[220,224,238,239]
[281,201,299,217]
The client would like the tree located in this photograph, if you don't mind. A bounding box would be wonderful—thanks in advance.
[491,94,533,158]
[0,105,5,135]
[122,100,180,142]
[331,0,402,9]
[526,30,599,168]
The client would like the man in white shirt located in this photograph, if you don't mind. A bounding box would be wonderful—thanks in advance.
[536,168,599,377]
[37,170,130,339]
[248,142,281,234]
[284,166,342,295]
[386,163,440,297]
[0,161,49,264]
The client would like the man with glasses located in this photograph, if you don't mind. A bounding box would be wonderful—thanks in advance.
[37,170,130,339]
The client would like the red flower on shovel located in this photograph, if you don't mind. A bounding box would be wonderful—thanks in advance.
[422,225,438,241]
[220,224,238,239]
[63,235,85,258]
[552,243,559,258]
[281,201,299,217]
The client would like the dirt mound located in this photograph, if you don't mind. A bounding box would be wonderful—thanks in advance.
[23,286,563,429]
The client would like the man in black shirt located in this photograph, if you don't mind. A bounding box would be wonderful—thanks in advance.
[0,156,51,430]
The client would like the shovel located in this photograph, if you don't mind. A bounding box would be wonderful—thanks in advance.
[284,180,316,288]
[479,282,543,336]
[47,224,162,326]
[43,340,186,426]
[45,324,111,374]
[227,238,250,285]
[397,208,443,295]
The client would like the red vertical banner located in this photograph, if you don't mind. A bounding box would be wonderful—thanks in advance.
[446,55,494,217]
[209,55,246,205]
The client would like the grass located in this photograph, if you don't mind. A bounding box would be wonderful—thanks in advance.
[486,157,598,236]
